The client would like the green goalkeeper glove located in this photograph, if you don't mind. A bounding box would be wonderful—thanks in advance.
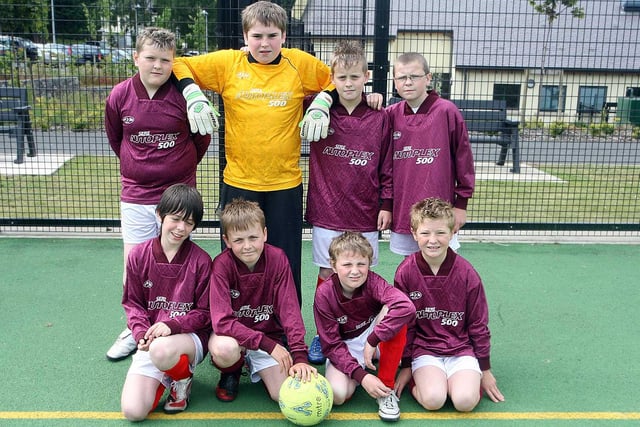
[183,83,220,135]
[299,91,333,141]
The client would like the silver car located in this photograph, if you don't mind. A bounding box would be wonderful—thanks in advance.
[43,43,71,65]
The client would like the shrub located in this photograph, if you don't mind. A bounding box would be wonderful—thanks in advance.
[525,119,545,130]
[631,126,640,140]
[588,123,615,137]
[549,121,567,138]
[33,91,105,131]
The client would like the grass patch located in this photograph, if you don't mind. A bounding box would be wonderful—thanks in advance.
[470,164,640,223]
[0,155,220,220]
[1,156,638,225]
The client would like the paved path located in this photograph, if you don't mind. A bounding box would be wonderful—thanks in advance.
[3,130,639,166]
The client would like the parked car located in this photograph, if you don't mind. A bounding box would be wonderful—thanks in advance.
[0,39,11,56]
[70,43,103,65]
[43,43,71,65]
[108,48,132,64]
[0,35,38,60]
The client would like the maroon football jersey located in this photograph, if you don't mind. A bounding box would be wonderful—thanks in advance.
[386,92,475,234]
[210,244,309,365]
[123,237,213,349]
[306,97,393,231]
[394,249,492,370]
[313,270,415,383]
[105,74,210,204]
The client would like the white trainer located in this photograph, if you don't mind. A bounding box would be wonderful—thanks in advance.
[377,390,400,422]
[106,328,137,361]
[164,376,193,414]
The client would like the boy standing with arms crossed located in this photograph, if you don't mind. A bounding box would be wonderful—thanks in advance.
[120,184,212,420]
[172,1,336,305]
[394,198,504,412]
[386,53,474,256]
[304,40,393,364]
[105,27,211,361]
[313,232,415,421]
[208,199,316,403]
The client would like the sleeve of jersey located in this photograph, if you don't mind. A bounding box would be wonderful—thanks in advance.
[173,50,233,93]
[464,266,492,371]
[366,273,415,347]
[194,132,211,163]
[291,49,334,94]
[393,262,417,368]
[378,110,394,205]
[104,89,123,158]
[451,106,475,208]
[313,283,368,384]
[209,255,267,351]
[166,250,212,335]
[122,246,151,343]
[272,251,308,364]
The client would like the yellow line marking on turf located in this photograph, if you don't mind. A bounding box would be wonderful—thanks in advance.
[1,411,640,420]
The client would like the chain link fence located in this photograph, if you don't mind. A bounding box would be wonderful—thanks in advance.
[1,1,638,240]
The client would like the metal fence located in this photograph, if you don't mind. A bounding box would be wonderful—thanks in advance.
[1,0,639,240]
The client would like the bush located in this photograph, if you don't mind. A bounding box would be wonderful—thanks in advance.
[549,121,567,138]
[525,119,545,130]
[588,123,615,137]
[33,91,105,131]
[632,126,640,140]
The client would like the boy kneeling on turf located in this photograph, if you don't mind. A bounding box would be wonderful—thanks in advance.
[208,199,316,403]
[120,184,212,420]
[313,232,415,421]
[394,198,504,412]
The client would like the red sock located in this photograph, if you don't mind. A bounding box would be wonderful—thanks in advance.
[377,325,408,389]
[163,354,191,381]
[150,384,166,412]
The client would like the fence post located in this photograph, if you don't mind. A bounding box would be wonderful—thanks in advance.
[373,0,391,105]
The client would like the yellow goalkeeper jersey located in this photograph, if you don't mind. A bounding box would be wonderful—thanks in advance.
[173,48,332,192]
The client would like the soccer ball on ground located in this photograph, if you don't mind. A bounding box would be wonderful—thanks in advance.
[279,374,333,426]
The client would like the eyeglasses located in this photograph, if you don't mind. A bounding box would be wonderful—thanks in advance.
[394,74,427,84]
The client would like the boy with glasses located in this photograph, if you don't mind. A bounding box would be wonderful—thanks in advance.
[386,53,475,256]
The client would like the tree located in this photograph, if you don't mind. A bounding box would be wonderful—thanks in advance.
[528,0,585,75]
[185,8,207,52]
[528,0,585,121]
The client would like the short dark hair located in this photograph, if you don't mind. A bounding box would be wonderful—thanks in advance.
[156,184,204,230]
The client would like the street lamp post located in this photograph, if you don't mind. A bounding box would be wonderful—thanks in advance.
[202,10,208,53]
[134,4,141,39]
[51,0,57,43]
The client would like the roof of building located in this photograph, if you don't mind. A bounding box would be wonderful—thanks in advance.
[299,0,640,71]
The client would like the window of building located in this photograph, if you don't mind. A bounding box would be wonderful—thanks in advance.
[539,85,567,112]
[625,87,640,97]
[493,84,520,109]
[577,86,607,116]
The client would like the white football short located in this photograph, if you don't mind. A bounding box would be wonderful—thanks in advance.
[411,354,481,379]
[245,349,279,383]
[126,333,204,388]
[312,226,379,268]
[389,231,460,256]
[120,202,160,244]
[325,319,380,371]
